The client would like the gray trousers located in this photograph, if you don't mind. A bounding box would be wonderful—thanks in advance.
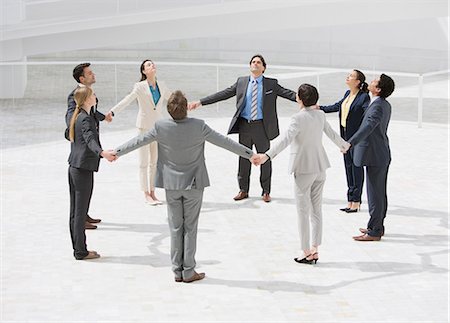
[294,172,326,251]
[165,188,204,280]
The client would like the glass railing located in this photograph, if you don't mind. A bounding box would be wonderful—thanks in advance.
[0,60,448,148]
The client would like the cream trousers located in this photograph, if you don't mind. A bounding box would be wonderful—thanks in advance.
[138,128,158,192]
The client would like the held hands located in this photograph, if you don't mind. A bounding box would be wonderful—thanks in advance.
[101,149,118,162]
[250,153,269,166]
[187,101,202,111]
[341,141,351,154]
[104,111,114,123]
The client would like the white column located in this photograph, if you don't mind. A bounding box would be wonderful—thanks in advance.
[417,74,424,128]
[0,0,27,98]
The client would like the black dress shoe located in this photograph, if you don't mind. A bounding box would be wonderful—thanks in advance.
[340,207,350,212]
[86,215,101,223]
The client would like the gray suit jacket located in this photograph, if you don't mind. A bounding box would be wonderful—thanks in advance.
[266,107,347,174]
[115,118,254,190]
[200,76,296,140]
[348,97,391,167]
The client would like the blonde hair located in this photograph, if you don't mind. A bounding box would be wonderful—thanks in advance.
[69,86,93,142]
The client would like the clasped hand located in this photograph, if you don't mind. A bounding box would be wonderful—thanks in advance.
[101,149,118,162]
[250,153,269,166]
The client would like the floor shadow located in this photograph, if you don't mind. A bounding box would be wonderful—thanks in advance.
[380,233,449,246]
[323,197,449,230]
[202,258,448,295]
[95,221,219,268]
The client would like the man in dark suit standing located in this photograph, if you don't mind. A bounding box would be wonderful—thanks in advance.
[348,74,395,241]
[189,54,296,202]
[65,63,112,229]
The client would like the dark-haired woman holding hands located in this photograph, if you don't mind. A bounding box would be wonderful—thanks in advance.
[320,69,369,213]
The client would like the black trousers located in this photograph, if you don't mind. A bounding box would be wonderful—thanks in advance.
[68,166,93,259]
[238,118,271,194]
[366,165,389,237]
[344,148,364,202]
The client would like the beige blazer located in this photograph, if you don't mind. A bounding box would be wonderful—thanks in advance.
[266,107,347,174]
[111,80,171,129]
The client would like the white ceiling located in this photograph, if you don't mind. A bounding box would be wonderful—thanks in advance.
[1,0,448,73]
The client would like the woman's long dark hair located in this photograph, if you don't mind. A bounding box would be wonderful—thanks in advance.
[354,69,368,93]
[139,59,153,81]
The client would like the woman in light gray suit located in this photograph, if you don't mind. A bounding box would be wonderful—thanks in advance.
[255,84,349,264]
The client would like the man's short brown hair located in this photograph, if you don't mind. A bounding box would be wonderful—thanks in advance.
[167,90,187,120]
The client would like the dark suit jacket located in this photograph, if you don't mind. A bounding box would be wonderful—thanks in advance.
[200,76,296,140]
[68,110,103,172]
[65,86,105,140]
[320,90,370,140]
[348,97,392,167]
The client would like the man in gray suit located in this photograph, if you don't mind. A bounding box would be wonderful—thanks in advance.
[114,91,255,283]
[189,54,296,202]
[348,74,395,241]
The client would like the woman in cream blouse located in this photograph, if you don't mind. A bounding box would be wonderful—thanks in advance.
[320,70,369,213]
[108,60,172,205]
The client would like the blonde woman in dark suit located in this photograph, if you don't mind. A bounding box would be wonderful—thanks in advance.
[107,60,172,205]
[320,70,370,213]
[68,87,116,260]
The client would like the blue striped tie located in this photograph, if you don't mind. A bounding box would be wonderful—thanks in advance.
[250,80,258,120]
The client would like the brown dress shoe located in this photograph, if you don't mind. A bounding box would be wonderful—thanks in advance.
[82,251,100,260]
[183,271,205,283]
[233,191,249,201]
[174,277,183,283]
[86,215,101,223]
[85,222,97,230]
[262,193,271,203]
[353,234,381,241]
[359,228,384,236]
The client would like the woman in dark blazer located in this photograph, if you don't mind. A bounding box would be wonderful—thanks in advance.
[67,86,116,260]
[320,69,369,213]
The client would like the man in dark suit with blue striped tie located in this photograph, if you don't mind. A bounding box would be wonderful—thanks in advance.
[189,54,296,202]
[348,74,395,241]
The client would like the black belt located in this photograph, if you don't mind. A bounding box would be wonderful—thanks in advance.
[241,117,262,124]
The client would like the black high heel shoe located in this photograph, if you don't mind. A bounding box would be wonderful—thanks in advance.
[340,207,350,212]
[294,255,313,264]
[345,203,361,213]
[294,253,318,264]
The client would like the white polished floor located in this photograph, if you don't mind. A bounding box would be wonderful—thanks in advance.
[2,117,449,322]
